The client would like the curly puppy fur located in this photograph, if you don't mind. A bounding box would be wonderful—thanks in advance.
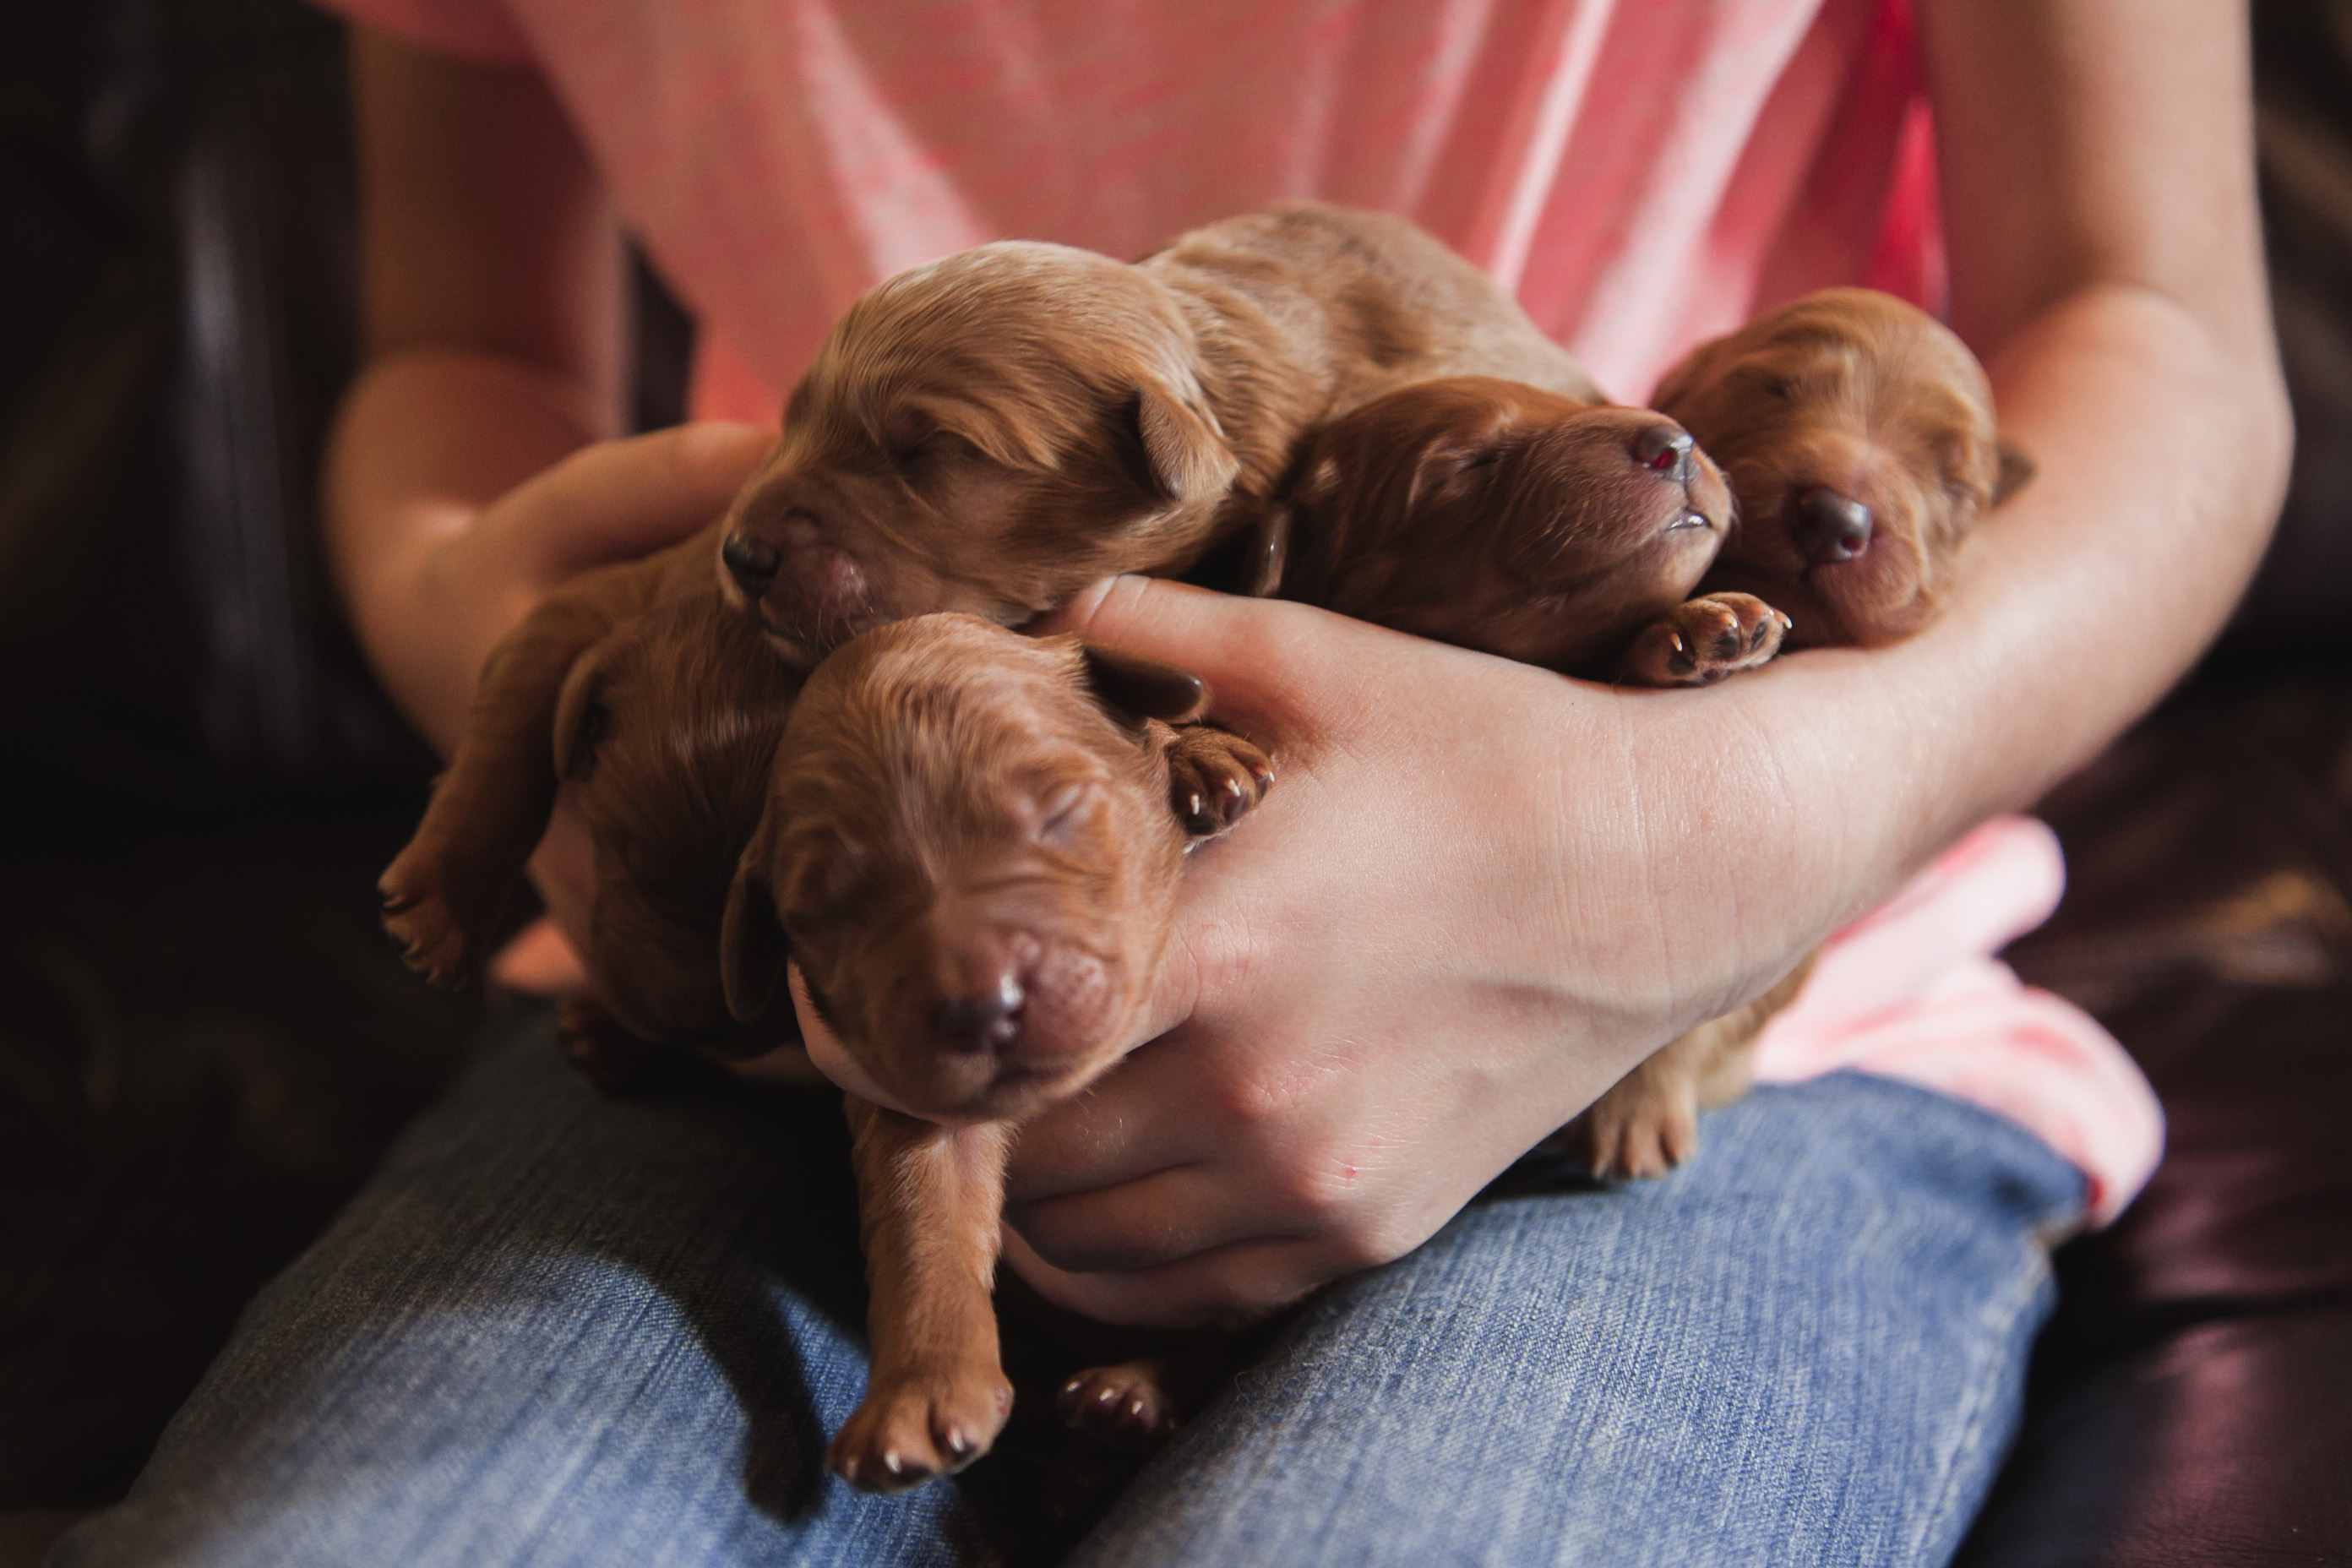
[1254,374,1760,681]
[1652,286,2033,648]
[715,202,1600,663]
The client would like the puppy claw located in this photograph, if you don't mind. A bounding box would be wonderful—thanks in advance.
[1164,727,1273,839]
[1619,594,1789,688]
[828,1367,1011,1494]
[1059,1362,1183,1455]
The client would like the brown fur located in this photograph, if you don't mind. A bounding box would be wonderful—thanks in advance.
[1651,286,2032,648]
[1254,375,1772,682]
[721,613,1271,1490]
[716,203,1599,663]
[379,525,804,1065]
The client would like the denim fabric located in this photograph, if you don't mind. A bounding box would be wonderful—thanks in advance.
[50,1010,2082,1568]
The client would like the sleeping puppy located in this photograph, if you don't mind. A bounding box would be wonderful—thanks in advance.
[1251,374,1780,686]
[714,201,1600,664]
[378,525,804,1075]
[1651,286,2034,647]
[720,613,1271,1491]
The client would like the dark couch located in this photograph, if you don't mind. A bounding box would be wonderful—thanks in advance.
[1,3,2344,1562]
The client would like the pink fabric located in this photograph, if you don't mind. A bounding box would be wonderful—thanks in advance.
[322,0,1942,421]
[324,0,2164,1222]
[1754,818,2164,1228]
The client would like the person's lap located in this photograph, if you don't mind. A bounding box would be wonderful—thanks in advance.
[48,1007,2082,1568]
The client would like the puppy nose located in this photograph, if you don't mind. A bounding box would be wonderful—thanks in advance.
[721,531,782,597]
[1793,488,1872,564]
[932,973,1025,1053]
[1631,423,1696,485]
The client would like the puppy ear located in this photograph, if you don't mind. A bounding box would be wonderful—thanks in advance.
[1992,441,2037,508]
[720,843,789,1025]
[1243,504,1292,598]
[1135,382,1241,504]
[1079,642,1209,724]
[551,642,612,781]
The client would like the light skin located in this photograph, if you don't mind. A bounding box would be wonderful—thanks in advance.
[329,4,2290,1329]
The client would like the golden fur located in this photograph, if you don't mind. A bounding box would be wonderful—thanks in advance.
[716,203,1600,662]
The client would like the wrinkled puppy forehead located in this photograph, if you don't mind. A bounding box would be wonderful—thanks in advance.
[777,615,1119,838]
[1743,291,1993,410]
[791,241,1206,464]
[1306,376,1588,500]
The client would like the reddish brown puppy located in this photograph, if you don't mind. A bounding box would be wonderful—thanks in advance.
[378,525,804,1077]
[1253,374,1783,685]
[714,202,1600,664]
[1652,286,2033,648]
[720,612,1271,1490]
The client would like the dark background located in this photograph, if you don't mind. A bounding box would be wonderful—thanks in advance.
[0,2,2346,1562]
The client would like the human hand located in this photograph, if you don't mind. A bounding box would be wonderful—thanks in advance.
[786,574,1897,1326]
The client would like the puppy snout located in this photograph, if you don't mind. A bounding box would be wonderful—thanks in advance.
[1794,487,1872,564]
[721,531,782,597]
[1631,422,1696,486]
[932,972,1026,1054]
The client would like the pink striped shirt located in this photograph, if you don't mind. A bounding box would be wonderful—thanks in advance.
[328,0,1941,418]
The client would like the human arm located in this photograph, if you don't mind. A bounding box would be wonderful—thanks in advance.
[983,0,2291,1326]
[324,28,772,956]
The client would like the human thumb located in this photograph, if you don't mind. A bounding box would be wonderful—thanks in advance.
[1032,574,1352,731]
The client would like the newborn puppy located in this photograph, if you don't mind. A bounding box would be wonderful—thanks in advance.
[1254,375,1780,685]
[716,202,1600,663]
[721,613,1271,1490]
[1651,286,2034,647]
[379,526,804,1073]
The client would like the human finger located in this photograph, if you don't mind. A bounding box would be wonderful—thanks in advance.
[487,917,588,996]
[488,420,776,585]
[1001,1225,1341,1329]
[1006,1157,1328,1275]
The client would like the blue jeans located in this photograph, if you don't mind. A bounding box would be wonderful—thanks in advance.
[49,1008,2082,1568]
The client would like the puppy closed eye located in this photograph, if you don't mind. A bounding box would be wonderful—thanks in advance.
[891,425,983,477]
[1034,783,1098,848]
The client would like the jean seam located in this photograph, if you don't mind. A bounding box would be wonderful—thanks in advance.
[1897,1240,2050,1567]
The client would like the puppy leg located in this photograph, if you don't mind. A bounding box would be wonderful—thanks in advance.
[1569,1026,1719,1180]
[1162,724,1273,837]
[831,1099,1017,1494]
[1615,594,1792,687]
[380,572,652,985]
[1556,951,1816,1179]
[553,995,714,1095]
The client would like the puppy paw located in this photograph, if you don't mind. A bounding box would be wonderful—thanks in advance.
[1165,727,1273,838]
[1618,594,1790,688]
[1565,1076,1701,1181]
[378,845,502,987]
[1059,1360,1183,1455]
[827,1366,1013,1494]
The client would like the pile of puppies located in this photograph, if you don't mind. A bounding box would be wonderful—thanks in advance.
[380,203,2029,1493]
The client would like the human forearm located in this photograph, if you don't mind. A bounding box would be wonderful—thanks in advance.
[324,349,618,753]
[1716,281,2290,942]
[325,29,634,754]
